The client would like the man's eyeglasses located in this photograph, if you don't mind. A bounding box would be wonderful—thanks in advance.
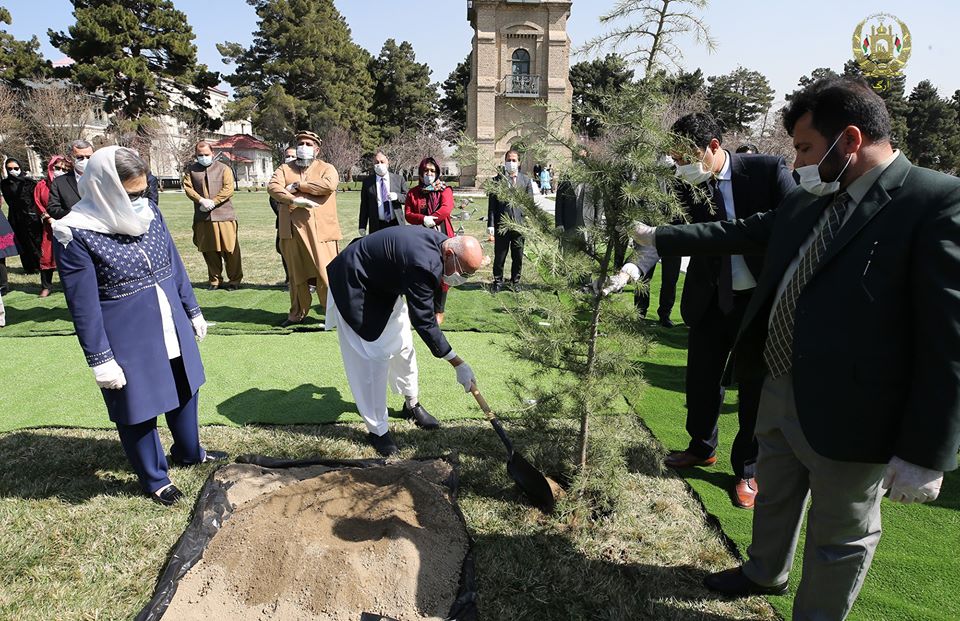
[127,189,148,201]
[73,155,90,161]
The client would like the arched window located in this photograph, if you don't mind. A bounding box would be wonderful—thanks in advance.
[512,49,530,75]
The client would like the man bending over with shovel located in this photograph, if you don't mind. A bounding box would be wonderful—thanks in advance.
[326,227,484,456]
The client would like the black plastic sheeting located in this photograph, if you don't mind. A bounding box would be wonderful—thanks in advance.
[135,454,478,621]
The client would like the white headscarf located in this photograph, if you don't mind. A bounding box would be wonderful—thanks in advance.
[52,145,155,246]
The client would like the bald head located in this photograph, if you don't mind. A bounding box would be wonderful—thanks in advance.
[442,235,484,275]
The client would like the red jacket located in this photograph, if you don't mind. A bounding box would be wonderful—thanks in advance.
[405,184,455,238]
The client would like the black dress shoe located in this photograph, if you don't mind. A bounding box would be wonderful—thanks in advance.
[703,567,788,597]
[491,281,504,294]
[368,431,400,457]
[170,449,229,466]
[151,483,183,506]
[402,402,440,430]
[279,318,301,328]
[658,318,676,328]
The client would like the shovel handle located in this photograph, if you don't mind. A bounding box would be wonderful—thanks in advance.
[470,385,515,455]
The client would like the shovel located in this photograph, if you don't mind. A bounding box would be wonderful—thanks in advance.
[470,385,561,513]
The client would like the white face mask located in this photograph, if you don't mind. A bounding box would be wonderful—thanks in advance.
[197,155,213,167]
[284,155,296,164]
[296,145,315,162]
[53,169,68,178]
[374,162,389,177]
[504,161,519,175]
[675,156,713,185]
[442,252,470,287]
[73,158,88,175]
[795,133,852,196]
[6,169,19,177]
[421,174,436,187]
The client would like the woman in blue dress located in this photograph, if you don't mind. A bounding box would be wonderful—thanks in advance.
[54,146,225,506]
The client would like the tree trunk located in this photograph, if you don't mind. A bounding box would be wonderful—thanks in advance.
[578,237,615,469]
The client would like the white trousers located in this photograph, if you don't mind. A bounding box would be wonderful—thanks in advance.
[327,292,418,436]
[0,290,5,327]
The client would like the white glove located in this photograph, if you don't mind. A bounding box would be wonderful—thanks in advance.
[882,456,943,503]
[292,196,318,209]
[630,222,657,246]
[198,198,216,212]
[388,192,398,201]
[358,228,367,237]
[454,361,476,392]
[487,226,495,237]
[191,314,208,342]
[92,359,126,390]
[599,263,641,296]
[423,215,437,228]
[285,182,299,193]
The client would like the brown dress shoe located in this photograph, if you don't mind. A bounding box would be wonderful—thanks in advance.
[663,450,717,468]
[704,566,788,597]
[733,477,758,509]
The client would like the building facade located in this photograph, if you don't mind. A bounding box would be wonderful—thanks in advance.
[463,0,573,186]
[210,134,275,187]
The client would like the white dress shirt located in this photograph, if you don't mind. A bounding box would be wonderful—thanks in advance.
[715,152,756,291]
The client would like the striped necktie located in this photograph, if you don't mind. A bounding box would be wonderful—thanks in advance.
[763,192,851,378]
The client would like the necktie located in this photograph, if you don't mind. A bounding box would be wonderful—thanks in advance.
[763,192,851,378]
[379,176,391,220]
[711,179,734,313]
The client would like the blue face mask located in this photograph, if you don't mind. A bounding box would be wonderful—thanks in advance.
[197,155,213,167]
[422,174,436,188]
[130,197,149,214]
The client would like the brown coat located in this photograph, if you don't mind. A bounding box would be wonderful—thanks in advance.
[268,160,341,241]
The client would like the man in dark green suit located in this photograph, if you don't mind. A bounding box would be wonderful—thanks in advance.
[632,78,960,619]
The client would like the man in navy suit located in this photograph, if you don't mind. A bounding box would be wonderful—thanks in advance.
[326,227,484,455]
[649,113,795,509]
[359,150,408,236]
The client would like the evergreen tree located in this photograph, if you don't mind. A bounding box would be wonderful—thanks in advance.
[906,80,960,172]
[706,66,774,133]
[48,0,219,127]
[662,68,704,99]
[440,52,471,134]
[569,53,635,138]
[0,6,49,85]
[218,0,375,149]
[368,39,437,145]
[785,67,839,101]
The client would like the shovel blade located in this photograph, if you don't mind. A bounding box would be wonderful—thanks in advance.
[507,451,557,513]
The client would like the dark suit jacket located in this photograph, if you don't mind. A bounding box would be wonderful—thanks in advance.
[657,153,960,472]
[671,152,795,327]
[359,172,408,233]
[46,171,81,220]
[487,173,534,229]
[327,226,452,359]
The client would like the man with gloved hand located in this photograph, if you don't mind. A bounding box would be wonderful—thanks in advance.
[630,78,959,620]
[183,140,242,291]
[326,227,485,456]
[359,150,408,236]
[487,150,534,293]
[268,130,342,327]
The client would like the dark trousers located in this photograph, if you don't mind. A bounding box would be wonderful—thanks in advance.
[0,258,7,291]
[114,358,204,494]
[40,268,54,290]
[634,256,682,320]
[493,230,524,284]
[684,289,761,479]
[274,230,289,283]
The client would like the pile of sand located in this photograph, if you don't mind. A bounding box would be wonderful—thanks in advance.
[163,461,469,621]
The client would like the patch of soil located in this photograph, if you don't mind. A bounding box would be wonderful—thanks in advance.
[163,462,468,621]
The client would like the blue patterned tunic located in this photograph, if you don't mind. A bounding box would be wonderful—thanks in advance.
[56,203,205,425]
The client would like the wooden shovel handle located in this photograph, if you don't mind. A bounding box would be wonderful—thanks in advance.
[470,385,492,416]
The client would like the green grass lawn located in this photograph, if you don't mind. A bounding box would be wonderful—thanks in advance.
[1,190,957,620]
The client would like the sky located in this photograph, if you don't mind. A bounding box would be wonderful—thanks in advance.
[3,0,958,105]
